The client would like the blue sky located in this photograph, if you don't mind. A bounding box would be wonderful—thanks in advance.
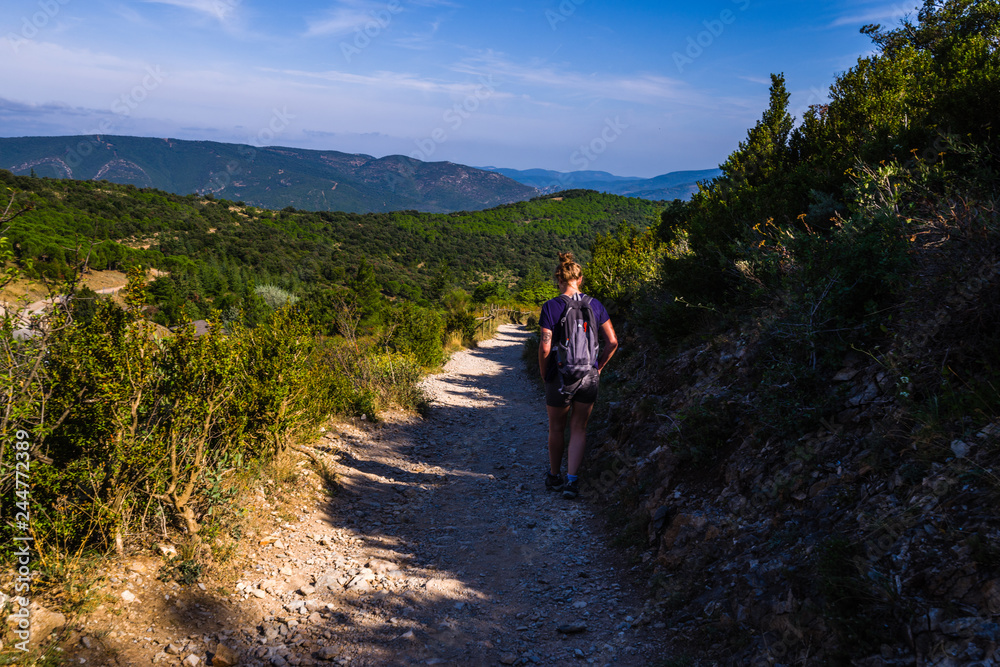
[1,0,919,177]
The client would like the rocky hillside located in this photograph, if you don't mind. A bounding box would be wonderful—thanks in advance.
[0,135,538,213]
[587,197,1000,664]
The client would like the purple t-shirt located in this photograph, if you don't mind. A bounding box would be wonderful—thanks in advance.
[539,294,610,380]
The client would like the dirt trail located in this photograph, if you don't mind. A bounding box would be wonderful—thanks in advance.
[65,324,669,666]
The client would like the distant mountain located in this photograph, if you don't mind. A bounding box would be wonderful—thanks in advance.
[0,135,539,214]
[481,166,722,201]
[478,167,642,190]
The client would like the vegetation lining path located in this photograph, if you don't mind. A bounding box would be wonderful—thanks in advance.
[65,324,670,666]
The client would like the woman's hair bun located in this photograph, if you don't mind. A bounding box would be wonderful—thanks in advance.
[554,252,583,284]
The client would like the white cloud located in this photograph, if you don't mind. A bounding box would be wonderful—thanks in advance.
[263,66,515,100]
[830,2,920,28]
[393,19,441,50]
[448,52,709,109]
[143,0,240,23]
[305,1,390,37]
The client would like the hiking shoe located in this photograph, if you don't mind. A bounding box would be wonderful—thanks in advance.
[545,472,564,491]
[562,479,579,499]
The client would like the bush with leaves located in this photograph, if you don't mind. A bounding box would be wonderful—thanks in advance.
[471,281,510,304]
[586,222,666,312]
[1,270,340,557]
[386,301,446,368]
[516,263,559,306]
[238,308,335,456]
[441,288,477,343]
[255,283,299,309]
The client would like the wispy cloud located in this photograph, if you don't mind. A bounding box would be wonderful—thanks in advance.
[143,0,241,23]
[393,19,442,50]
[448,52,707,108]
[830,2,919,28]
[262,66,514,100]
[305,1,388,37]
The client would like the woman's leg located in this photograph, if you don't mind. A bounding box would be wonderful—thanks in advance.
[566,401,594,476]
[547,404,570,475]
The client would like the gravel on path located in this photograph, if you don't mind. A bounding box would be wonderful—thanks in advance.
[64,324,672,667]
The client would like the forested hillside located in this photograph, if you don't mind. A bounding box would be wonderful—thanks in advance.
[0,135,538,213]
[5,0,998,662]
[576,1,1000,662]
[0,171,660,326]
[0,163,671,655]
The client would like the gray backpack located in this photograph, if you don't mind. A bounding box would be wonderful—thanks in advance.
[555,294,599,394]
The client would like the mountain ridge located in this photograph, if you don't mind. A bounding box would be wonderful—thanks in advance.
[0,135,539,214]
[480,166,722,200]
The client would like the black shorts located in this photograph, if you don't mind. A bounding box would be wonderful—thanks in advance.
[545,368,600,407]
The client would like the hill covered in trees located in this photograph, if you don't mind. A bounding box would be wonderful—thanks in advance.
[0,135,538,213]
[0,170,662,326]
[574,0,1000,662]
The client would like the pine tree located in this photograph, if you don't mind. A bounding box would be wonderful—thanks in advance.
[720,73,793,188]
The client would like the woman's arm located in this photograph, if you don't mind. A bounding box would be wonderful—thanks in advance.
[597,319,618,373]
[538,327,553,382]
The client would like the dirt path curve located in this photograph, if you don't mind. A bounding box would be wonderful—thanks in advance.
[67,324,670,667]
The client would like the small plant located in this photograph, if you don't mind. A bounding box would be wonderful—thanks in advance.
[158,559,205,585]
[668,398,740,468]
[815,536,898,657]
[254,283,299,309]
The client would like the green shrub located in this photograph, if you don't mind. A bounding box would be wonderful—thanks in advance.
[254,283,299,309]
[323,340,425,418]
[667,397,740,468]
[516,263,559,305]
[472,281,510,303]
[816,536,895,657]
[442,288,477,343]
[386,301,445,367]
[586,222,665,311]
[1,272,339,555]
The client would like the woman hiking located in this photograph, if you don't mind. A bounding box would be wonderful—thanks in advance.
[537,252,618,499]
